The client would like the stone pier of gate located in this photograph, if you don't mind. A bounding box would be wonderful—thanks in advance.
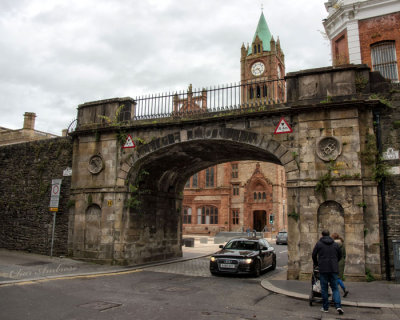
[69,65,386,280]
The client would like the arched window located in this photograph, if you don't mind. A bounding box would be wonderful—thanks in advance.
[263,85,267,97]
[249,87,254,99]
[183,207,192,224]
[262,192,266,200]
[371,41,398,81]
[199,206,218,224]
[256,85,261,98]
[254,192,257,200]
[254,45,257,54]
[258,192,262,200]
[257,44,261,53]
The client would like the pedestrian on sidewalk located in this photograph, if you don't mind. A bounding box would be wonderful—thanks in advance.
[332,233,349,297]
[312,229,344,315]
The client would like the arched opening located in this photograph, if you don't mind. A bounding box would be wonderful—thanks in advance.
[84,204,101,251]
[113,129,296,269]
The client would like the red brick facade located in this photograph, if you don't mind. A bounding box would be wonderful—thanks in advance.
[331,29,349,66]
[358,12,400,79]
[182,162,286,236]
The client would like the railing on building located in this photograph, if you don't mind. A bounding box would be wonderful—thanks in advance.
[132,78,286,120]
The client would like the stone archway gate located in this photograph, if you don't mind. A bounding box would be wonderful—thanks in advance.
[70,65,385,280]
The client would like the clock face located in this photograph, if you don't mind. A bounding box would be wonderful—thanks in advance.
[251,62,265,76]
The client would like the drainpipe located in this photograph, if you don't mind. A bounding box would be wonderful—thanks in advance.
[374,111,391,281]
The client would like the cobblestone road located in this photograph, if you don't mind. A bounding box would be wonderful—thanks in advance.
[146,256,287,280]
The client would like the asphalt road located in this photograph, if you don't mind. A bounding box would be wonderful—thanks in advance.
[0,244,399,320]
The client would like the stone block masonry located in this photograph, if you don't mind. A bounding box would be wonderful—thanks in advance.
[0,138,73,256]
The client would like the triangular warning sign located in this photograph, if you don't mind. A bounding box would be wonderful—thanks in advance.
[122,134,136,149]
[274,118,293,134]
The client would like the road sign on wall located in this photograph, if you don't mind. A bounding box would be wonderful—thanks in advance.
[274,118,293,134]
[123,135,136,149]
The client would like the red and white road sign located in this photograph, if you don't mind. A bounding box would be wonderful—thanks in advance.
[49,179,62,211]
[122,135,136,149]
[274,117,293,134]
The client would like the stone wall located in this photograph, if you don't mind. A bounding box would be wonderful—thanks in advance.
[378,83,400,279]
[0,138,73,256]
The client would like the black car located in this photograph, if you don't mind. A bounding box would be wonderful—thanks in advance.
[209,237,276,277]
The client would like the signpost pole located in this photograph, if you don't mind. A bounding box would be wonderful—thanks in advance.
[49,179,62,257]
[50,212,56,257]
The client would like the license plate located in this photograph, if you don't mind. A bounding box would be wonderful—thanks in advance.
[220,263,236,268]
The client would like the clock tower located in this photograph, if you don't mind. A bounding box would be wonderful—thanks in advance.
[241,12,285,103]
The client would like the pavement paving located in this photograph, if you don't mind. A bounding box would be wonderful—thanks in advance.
[0,236,399,310]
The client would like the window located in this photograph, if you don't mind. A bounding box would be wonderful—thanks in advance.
[183,207,192,224]
[232,184,239,196]
[256,85,261,98]
[185,173,198,188]
[192,173,198,188]
[199,206,218,224]
[263,84,267,97]
[205,167,214,187]
[262,192,266,200]
[254,192,257,200]
[257,44,261,53]
[231,163,238,178]
[254,45,257,54]
[249,86,254,99]
[232,209,239,225]
[371,41,398,81]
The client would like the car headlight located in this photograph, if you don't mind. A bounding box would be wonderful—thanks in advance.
[244,258,253,264]
[210,256,216,262]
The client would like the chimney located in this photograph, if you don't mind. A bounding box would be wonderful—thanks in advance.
[23,112,36,130]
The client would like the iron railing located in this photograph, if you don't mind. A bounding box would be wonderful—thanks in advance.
[132,78,286,120]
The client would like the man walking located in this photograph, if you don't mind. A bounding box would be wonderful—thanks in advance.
[312,229,344,315]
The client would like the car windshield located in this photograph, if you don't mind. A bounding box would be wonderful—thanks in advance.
[225,240,258,251]
[278,232,287,236]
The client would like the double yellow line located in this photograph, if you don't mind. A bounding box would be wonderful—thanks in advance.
[0,268,143,287]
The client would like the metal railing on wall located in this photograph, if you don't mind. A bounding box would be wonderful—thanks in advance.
[132,79,286,120]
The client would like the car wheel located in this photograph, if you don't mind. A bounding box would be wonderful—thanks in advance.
[270,256,276,270]
[253,260,261,277]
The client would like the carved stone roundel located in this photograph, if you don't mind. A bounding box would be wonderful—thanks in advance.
[88,154,104,174]
[316,136,342,161]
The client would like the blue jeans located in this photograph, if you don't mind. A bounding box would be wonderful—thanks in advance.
[320,272,342,310]
[337,278,346,291]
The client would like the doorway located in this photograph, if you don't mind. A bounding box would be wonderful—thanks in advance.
[253,210,266,232]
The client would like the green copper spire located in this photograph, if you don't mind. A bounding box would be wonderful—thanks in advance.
[248,12,272,55]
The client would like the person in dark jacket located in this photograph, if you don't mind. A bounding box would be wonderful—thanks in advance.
[312,229,344,315]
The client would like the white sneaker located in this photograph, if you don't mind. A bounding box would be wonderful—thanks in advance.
[320,307,328,313]
[337,307,344,315]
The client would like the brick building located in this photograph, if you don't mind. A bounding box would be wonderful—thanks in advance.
[323,0,400,81]
[182,12,287,236]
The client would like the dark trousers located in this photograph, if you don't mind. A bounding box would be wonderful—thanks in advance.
[320,272,342,310]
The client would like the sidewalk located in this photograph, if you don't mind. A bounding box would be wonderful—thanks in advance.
[1,237,399,309]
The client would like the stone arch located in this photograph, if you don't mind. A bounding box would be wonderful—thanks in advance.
[84,204,101,251]
[112,128,299,266]
[117,127,299,191]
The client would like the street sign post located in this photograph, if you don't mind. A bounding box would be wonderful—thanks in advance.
[49,179,62,257]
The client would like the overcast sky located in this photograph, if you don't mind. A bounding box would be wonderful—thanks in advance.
[0,0,331,135]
